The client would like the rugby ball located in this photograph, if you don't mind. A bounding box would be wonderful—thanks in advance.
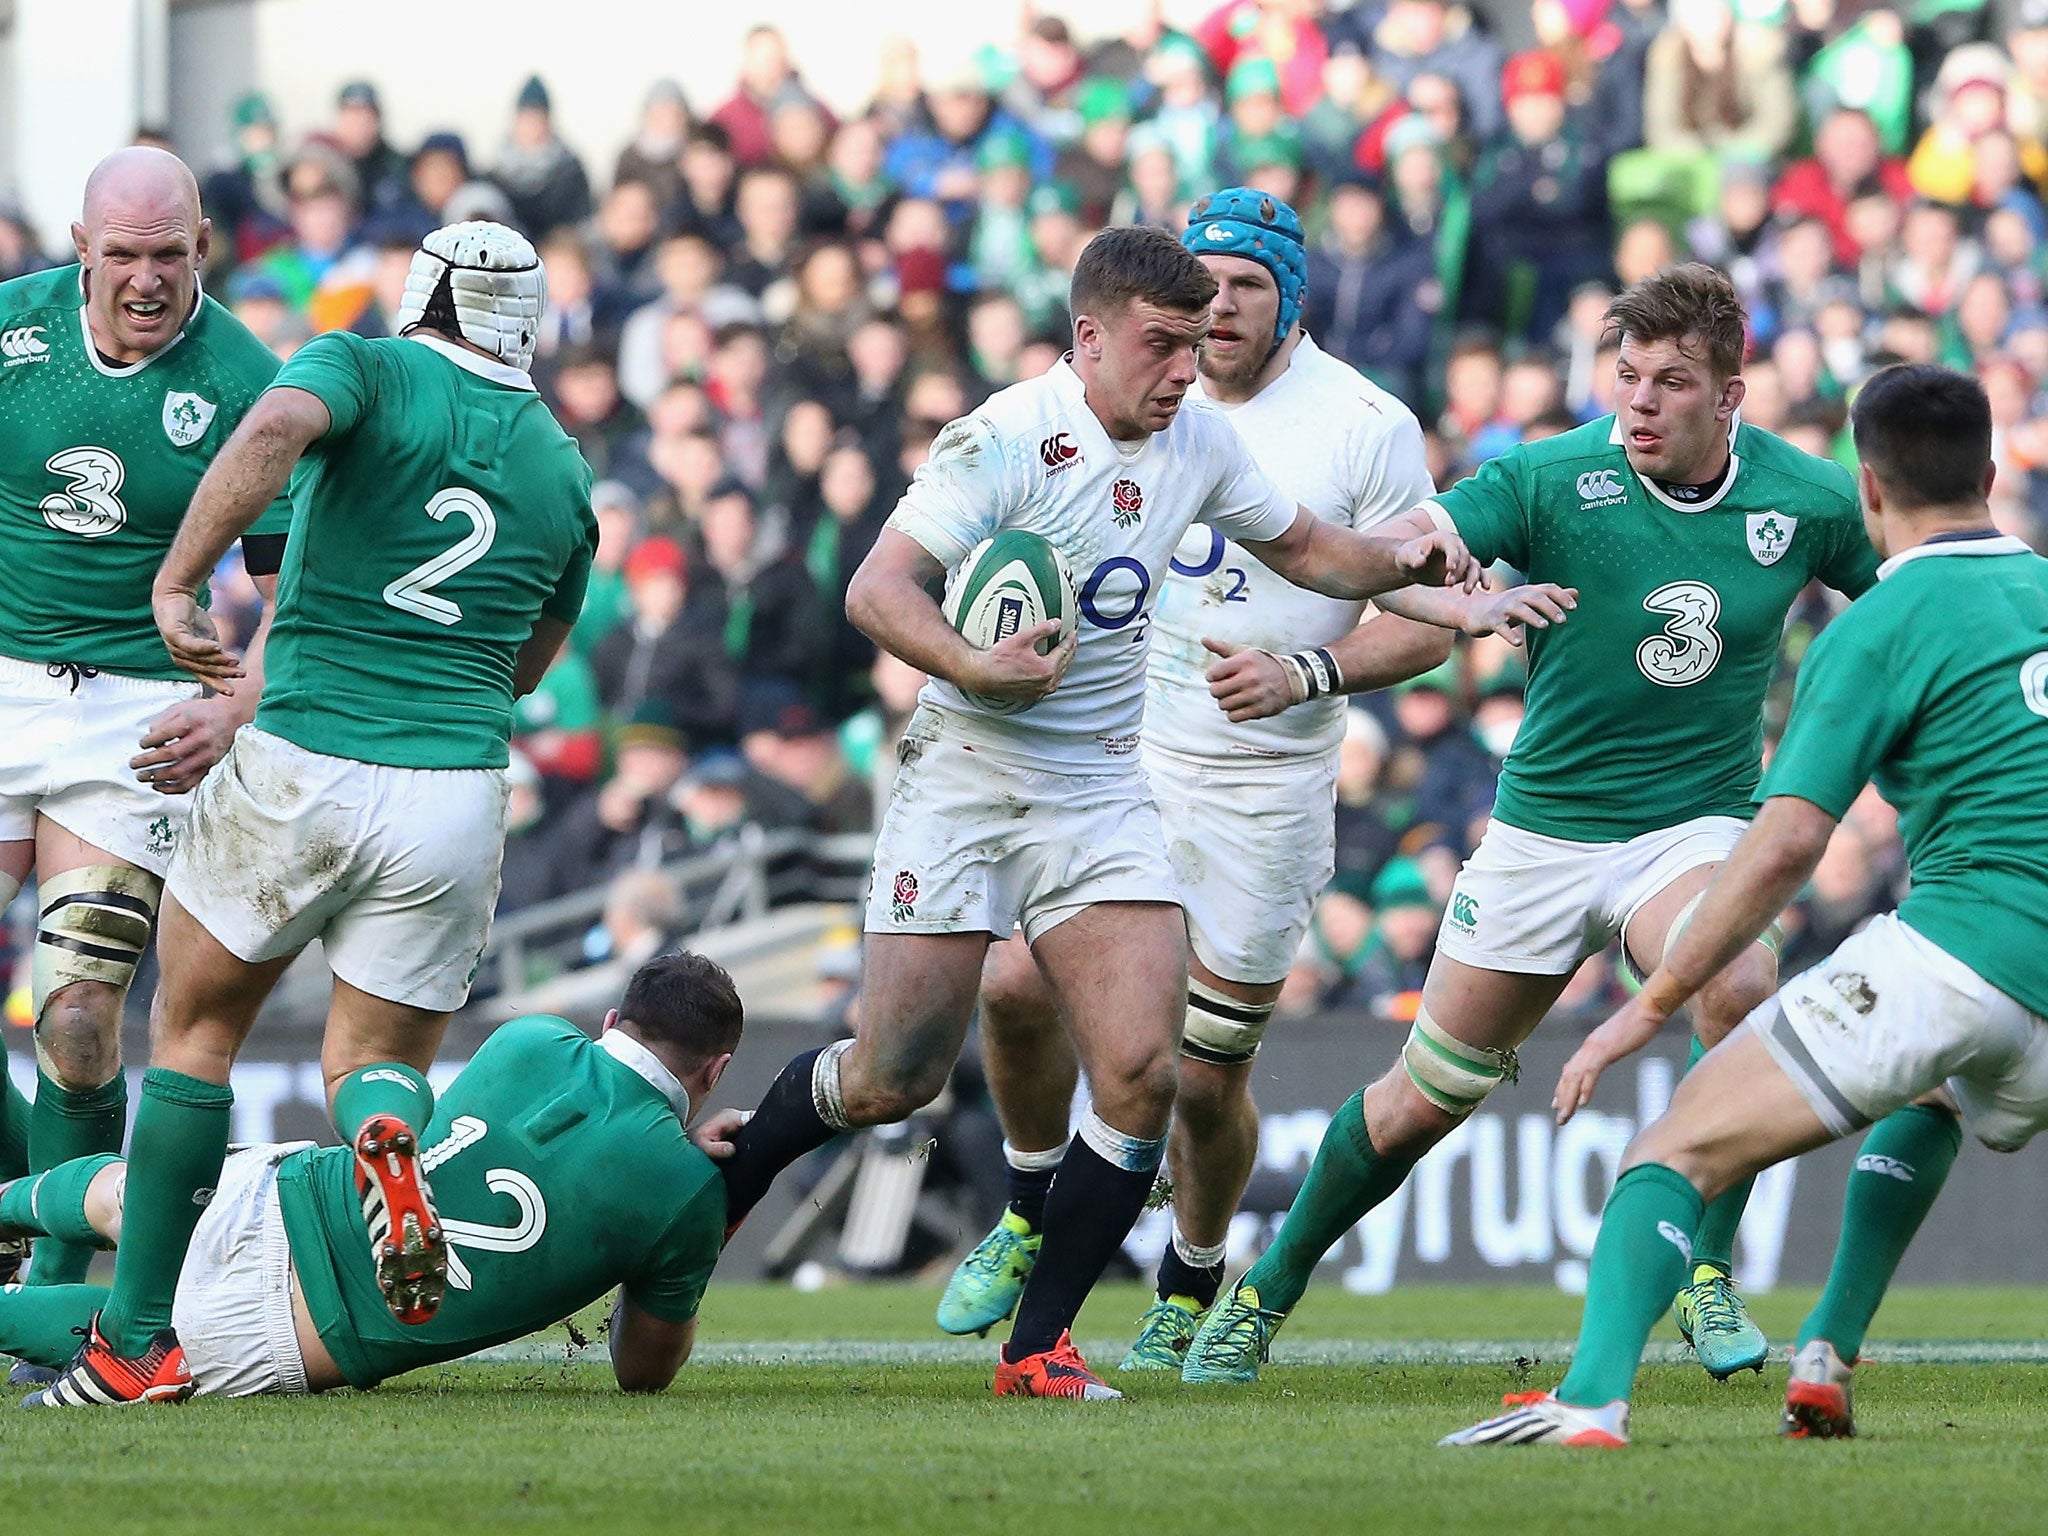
[941,529,1078,714]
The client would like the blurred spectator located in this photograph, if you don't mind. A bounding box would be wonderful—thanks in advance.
[713,24,835,168]
[571,481,643,657]
[677,125,745,250]
[1641,0,1796,163]
[544,700,696,897]
[512,644,606,811]
[1799,6,1913,155]
[616,232,762,410]
[739,689,871,832]
[693,480,819,700]
[497,752,554,915]
[593,868,684,969]
[549,342,647,482]
[1002,15,1090,141]
[495,76,593,238]
[254,151,377,333]
[1332,708,1407,890]
[1058,79,1137,225]
[614,79,693,213]
[589,535,738,746]
[331,80,409,214]
[201,93,289,268]
[802,434,889,713]
[1330,857,1441,1019]
[1344,0,1505,142]
[0,199,53,281]
[1773,107,1912,267]
[728,166,805,298]
[1388,659,1494,859]
[404,132,475,228]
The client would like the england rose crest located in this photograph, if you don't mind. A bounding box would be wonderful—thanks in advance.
[1111,478,1144,528]
[890,869,919,922]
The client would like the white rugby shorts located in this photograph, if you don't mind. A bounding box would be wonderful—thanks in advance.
[1436,814,1748,975]
[0,653,200,875]
[169,726,509,1012]
[1144,740,1336,987]
[172,1141,316,1398]
[1754,912,2048,1153]
[864,712,1179,944]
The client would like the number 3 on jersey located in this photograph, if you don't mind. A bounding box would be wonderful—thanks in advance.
[383,488,497,626]
[1636,580,1722,687]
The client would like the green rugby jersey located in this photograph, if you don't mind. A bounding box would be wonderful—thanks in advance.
[256,331,596,769]
[277,1015,726,1390]
[1761,533,2048,1016]
[0,265,291,678]
[1429,417,1880,842]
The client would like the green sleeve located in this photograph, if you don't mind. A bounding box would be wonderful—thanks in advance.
[1757,608,1911,817]
[1819,505,1882,598]
[1429,451,1531,570]
[543,508,599,626]
[270,330,378,439]
[624,1173,727,1325]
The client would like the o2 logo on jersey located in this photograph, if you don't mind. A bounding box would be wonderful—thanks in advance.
[40,446,127,538]
[1110,478,1144,528]
[420,1114,550,1293]
[1079,556,1151,638]
[1636,580,1723,687]
[1039,432,1080,475]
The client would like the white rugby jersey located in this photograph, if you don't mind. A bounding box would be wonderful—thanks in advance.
[1147,336,1436,761]
[887,359,1296,769]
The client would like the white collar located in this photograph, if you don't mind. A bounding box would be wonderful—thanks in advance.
[75,273,201,378]
[598,1028,690,1121]
[1608,411,1743,513]
[406,332,537,391]
[1876,531,2032,579]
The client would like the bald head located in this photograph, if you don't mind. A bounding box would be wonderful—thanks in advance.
[73,147,211,364]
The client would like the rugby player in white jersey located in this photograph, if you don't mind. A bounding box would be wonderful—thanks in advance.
[935,189,1576,1368]
[715,224,1478,1399]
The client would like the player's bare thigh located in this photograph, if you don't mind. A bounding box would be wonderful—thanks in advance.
[1030,901,1189,1140]
[33,818,155,1086]
[837,929,991,1124]
[151,890,299,1082]
[1360,954,1575,1158]
[1623,862,1777,1046]
[1623,1024,1833,1201]
[978,933,1077,1153]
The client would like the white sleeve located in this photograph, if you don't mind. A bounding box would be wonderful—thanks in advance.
[1348,405,1439,532]
[884,415,1012,568]
[1195,416,1299,543]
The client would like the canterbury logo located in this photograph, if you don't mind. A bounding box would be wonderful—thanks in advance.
[1656,1220,1694,1264]
[358,1068,421,1092]
[1577,469,1624,503]
[1039,432,1079,472]
[1855,1154,1915,1182]
[1,326,48,362]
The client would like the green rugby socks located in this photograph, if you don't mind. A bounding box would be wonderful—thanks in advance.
[1558,1163,1704,1408]
[26,1070,126,1285]
[97,1068,231,1353]
[1241,1090,1417,1315]
[1683,1036,1755,1276]
[332,1063,435,1144]
[0,1154,120,1246]
[1798,1104,1962,1362]
[0,1282,111,1369]
[0,1041,29,1181]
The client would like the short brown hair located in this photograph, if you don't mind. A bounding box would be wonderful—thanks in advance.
[620,950,745,1070]
[1851,363,1991,510]
[1069,225,1217,322]
[1603,263,1748,380]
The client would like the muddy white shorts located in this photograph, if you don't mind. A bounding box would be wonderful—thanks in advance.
[173,1141,316,1398]
[1755,912,2048,1152]
[1436,814,1747,976]
[1143,741,1336,986]
[168,725,510,1012]
[864,717,1178,944]
[0,653,199,874]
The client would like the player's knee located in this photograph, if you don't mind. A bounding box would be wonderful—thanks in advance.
[1091,1042,1181,1124]
[1174,1056,1251,1137]
[839,1054,950,1124]
[33,865,159,1031]
[34,982,124,1089]
[978,943,1054,1040]
[1693,946,1776,1045]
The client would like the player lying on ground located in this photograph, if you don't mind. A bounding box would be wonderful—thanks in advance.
[0,148,293,1380]
[939,188,1572,1368]
[1184,263,1885,1386]
[0,953,739,1404]
[1443,363,2048,1448]
[715,224,1479,1401]
[30,220,598,1409]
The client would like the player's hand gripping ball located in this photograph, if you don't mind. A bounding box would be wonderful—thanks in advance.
[942,529,1079,714]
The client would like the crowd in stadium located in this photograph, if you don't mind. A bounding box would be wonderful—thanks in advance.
[7,0,2020,1018]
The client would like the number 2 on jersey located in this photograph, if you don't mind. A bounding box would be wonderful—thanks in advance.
[1636,580,1722,687]
[383,488,497,626]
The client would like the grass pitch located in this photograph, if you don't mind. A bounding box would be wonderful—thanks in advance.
[6,1284,2042,1535]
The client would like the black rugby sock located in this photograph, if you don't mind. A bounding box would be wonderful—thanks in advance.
[719,1047,836,1231]
[1007,1137,1157,1359]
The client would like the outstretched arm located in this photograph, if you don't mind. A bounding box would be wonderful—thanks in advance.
[1554,796,1837,1122]
[153,388,330,690]
[1237,507,1479,601]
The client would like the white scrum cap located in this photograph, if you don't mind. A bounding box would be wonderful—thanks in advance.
[394,220,546,373]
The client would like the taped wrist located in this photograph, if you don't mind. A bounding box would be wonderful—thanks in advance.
[1402,1007,1518,1116]
[1181,978,1276,1064]
[1268,647,1343,704]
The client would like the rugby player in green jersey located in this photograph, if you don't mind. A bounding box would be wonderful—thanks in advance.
[2,953,739,1402]
[1186,264,1883,1385]
[0,149,292,1360]
[1444,364,2048,1447]
[28,221,598,1407]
